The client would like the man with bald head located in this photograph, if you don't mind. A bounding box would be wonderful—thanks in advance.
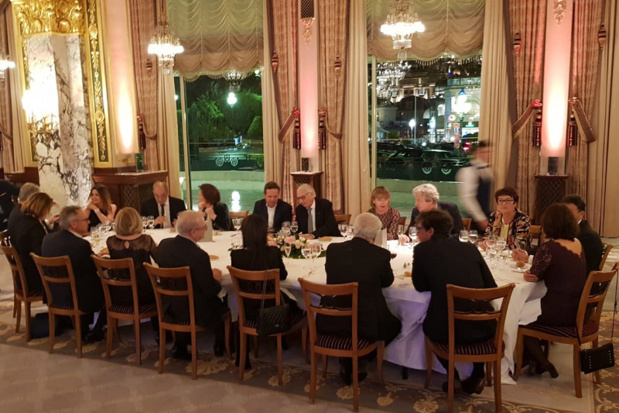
[294,184,340,239]
[141,181,186,228]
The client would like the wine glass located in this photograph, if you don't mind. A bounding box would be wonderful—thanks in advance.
[408,226,417,239]
[281,221,291,236]
[147,216,155,229]
[338,223,347,236]
[232,217,242,231]
[459,229,469,243]
[142,216,148,230]
[283,242,292,258]
[496,239,507,260]
[468,230,478,245]
[397,224,405,245]
[290,221,298,235]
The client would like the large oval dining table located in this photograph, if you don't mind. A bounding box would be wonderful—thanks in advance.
[96,228,547,384]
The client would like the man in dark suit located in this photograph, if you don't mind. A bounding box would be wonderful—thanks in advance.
[41,206,105,342]
[252,181,293,233]
[562,195,604,275]
[0,179,20,230]
[140,181,186,228]
[406,183,464,237]
[294,184,340,238]
[156,210,228,359]
[317,213,401,384]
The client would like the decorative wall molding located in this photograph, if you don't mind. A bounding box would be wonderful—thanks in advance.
[12,0,84,36]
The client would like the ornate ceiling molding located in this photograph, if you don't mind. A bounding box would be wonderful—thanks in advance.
[12,0,84,36]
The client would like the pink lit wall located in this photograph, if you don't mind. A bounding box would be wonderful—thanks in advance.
[541,0,573,162]
[103,0,138,157]
[298,18,319,162]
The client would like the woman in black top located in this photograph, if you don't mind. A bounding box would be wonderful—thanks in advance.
[85,184,117,230]
[197,183,232,231]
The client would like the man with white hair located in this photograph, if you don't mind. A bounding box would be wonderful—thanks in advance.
[140,181,186,228]
[156,210,228,359]
[317,212,401,384]
[294,183,340,238]
[406,183,464,237]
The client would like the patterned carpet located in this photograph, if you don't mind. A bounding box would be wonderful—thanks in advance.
[0,297,617,413]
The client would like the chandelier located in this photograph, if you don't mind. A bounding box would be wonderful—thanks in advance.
[148,0,183,74]
[380,0,425,60]
[376,61,410,102]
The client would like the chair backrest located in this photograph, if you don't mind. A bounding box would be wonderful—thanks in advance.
[92,255,140,313]
[446,283,515,357]
[530,225,542,246]
[30,253,80,311]
[0,229,9,246]
[575,268,617,339]
[397,216,407,227]
[0,242,30,295]
[298,278,361,350]
[229,210,249,219]
[461,218,472,231]
[335,214,351,225]
[227,266,281,324]
[144,263,196,326]
[599,243,613,271]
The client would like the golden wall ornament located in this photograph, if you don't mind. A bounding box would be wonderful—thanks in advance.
[12,0,84,36]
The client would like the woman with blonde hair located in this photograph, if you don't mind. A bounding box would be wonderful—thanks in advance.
[368,186,401,240]
[8,192,55,291]
[86,184,117,230]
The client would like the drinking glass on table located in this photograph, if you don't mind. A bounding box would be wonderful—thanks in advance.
[232,217,242,231]
[459,229,469,243]
[496,239,507,260]
[290,221,298,235]
[281,221,291,236]
[468,230,478,245]
[147,216,155,229]
[283,242,292,258]
[301,245,312,277]
[141,216,148,230]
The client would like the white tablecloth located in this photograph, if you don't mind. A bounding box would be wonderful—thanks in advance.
[105,229,547,383]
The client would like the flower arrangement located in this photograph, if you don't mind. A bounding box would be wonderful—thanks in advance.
[273,233,308,259]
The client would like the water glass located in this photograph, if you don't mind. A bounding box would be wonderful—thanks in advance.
[290,221,298,234]
[408,226,417,239]
[232,217,242,231]
[283,242,292,258]
[147,216,155,229]
[468,230,478,245]
[231,233,243,249]
[281,221,291,236]
[338,223,347,236]
[459,230,469,243]
[142,216,148,230]
[496,239,507,259]
[301,245,311,259]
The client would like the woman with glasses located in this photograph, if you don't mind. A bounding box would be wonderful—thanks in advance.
[484,187,531,252]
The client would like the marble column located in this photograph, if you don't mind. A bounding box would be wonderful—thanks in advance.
[25,34,93,207]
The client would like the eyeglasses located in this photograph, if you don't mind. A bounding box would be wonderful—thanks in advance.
[297,194,309,201]
[74,218,90,222]
[497,198,514,204]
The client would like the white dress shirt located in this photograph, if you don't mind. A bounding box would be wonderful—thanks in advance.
[267,204,276,232]
[160,198,171,228]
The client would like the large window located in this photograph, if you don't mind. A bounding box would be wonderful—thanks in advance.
[176,72,264,212]
[368,55,482,217]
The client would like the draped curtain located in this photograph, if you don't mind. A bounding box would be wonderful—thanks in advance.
[509,0,545,216]
[157,71,181,197]
[263,0,298,204]
[318,0,349,213]
[129,0,159,171]
[366,0,485,61]
[168,0,263,79]
[0,5,12,171]
[343,0,371,218]
[566,0,603,198]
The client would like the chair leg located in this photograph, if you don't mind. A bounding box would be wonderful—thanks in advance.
[191,331,198,380]
[14,300,21,334]
[224,315,232,360]
[106,317,114,359]
[486,361,492,386]
[494,360,502,412]
[593,338,601,384]
[424,339,433,388]
[24,302,32,342]
[322,355,328,379]
[239,332,247,381]
[75,315,82,359]
[253,335,259,358]
[377,342,385,384]
[310,351,317,404]
[302,326,309,364]
[352,356,359,412]
[48,313,56,354]
[447,359,455,413]
[514,331,524,381]
[158,327,166,374]
[134,318,141,365]
[13,297,18,318]
[573,344,582,398]
[276,335,283,385]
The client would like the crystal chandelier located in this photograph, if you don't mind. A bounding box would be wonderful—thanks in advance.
[380,0,425,60]
[376,61,410,103]
[148,0,183,74]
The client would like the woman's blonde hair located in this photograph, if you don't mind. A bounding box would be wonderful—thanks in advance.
[21,192,53,219]
[114,207,143,236]
[371,186,391,207]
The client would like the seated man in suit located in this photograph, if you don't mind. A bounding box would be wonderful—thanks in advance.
[406,183,463,237]
[0,179,20,230]
[562,194,604,275]
[156,210,228,359]
[41,206,105,343]
[252,181,293,233]
[317,213,401,384]
[295,184,340,239]
[140,181,186,228]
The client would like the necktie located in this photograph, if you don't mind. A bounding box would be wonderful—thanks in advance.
[160,204,165,217]
[307,207,314,233]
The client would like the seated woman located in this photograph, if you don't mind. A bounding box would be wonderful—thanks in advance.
[230,214,297,368]
[8,192,55,293]
[484,187,531,252]
[413,209,497,394]
[197,183,232,231]
[86,184,117,230]
[368,186,401,240]
[522,203,587,378]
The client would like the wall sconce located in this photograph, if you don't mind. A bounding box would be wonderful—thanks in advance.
[567,112,578,146]
[532,102,543,147]
[22,89,59,148]
[0,55,15,80]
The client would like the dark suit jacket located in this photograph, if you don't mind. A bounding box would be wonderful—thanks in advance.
[156,235,225,328]
[578,220,604,275]
[8,211,45,292]
[0,180,19,230]
[413,235,497,344]
[140,196,186,228]
[295,198,340,237]
[407,201,464,237]
[316,237,401,343]
[41,230,104,313]
[252,199,293,232]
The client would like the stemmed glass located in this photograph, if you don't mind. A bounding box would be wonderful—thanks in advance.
[496,239,507,263]
[290,221,298,235]
[232,217,242,232]
[147,216,155,230]
[141,216,148,230]
[459,229,469,243]
[301,245,312,277]
[283,242,292,258]
[468,230,478,245]
[281,221,291,236]
[338,223,347,236]
[397,224,405,245]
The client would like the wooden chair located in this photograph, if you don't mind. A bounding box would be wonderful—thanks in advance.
[530,225,543,247]
[92,255,158,365]
[599,243,612,270]
[229,210,250,219]
[335,214,351,225]
[227,266,307,385]
[145,263,231,380]
[30,253,86,358]
[425,283,515,413]
[0,232,43,341]
[461,218,472,231]
[299,278,384,412]
[514,268,617,397]
[397,216,407,227]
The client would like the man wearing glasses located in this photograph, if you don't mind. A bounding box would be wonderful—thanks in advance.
[294,184,340,239]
